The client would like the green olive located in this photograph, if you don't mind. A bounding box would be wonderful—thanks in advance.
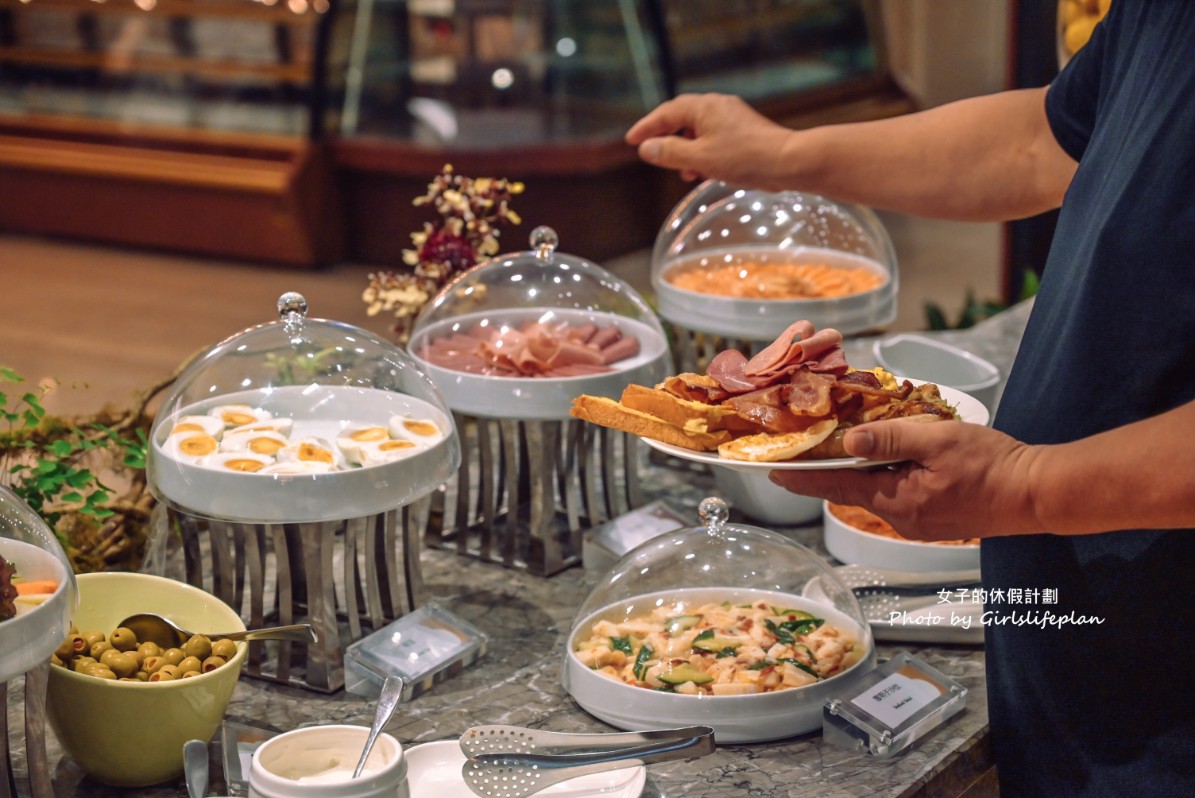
[109,627,138,651]
[181,670,202,679]
[211,639,237,660]
[50,654,64,667]
[182,635,212,661]
[177,656,202,675]
[201,656,226,673]
[54,637,76,660]
[149,664,180,682]
[71,656,97,673]
[161,648,185,667]
[89,640,113,660]
[134,671,149,682]
[100,651,138,679]
[137,641,162,659]
[81,631,105,648]
[87,666,117,681]
[67,634,89,657]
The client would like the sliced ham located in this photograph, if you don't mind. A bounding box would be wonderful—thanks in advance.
[598,335,640,365]
[744,323,844,379]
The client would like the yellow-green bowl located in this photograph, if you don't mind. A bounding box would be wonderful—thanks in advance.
[46,572,247,787]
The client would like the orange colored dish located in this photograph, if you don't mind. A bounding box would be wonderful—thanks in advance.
[828,503,979,546]
[666,258,885,300]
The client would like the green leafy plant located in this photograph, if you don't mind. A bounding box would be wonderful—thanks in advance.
[924,270,1040,331]
[1,367,147,545]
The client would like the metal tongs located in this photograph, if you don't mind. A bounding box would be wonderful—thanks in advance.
[459,724,715,798]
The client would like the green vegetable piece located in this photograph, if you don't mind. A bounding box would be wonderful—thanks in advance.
[632,644,654,682]
[692,629,742,653]
[658,662,713,686]
[665,614,701,635]
[779,657,822,680]
[610,636,634,655]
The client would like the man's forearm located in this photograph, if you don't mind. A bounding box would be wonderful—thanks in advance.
[781,88,1077,222]
[1028,400,1195,535]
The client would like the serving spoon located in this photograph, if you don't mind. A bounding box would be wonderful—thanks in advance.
[116,612,317,650]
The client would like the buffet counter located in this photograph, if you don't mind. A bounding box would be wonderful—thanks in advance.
[7,301,1033,798]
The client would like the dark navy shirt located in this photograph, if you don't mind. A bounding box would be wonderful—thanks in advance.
[984,2,1195,795]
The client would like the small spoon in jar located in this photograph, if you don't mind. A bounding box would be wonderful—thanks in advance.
[116,613,317,650]
[353,676,405,778]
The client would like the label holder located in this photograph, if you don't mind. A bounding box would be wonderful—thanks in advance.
[823,650,967,757]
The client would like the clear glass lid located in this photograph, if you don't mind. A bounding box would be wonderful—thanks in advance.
[571,497,870,640]
[1,485,77,682]
[651,181,898,339]
[147,293,459,524]
[408,226,671,420]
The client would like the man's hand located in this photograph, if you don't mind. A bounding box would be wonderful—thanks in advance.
[625,94,795,190]
[769,419,1044,541]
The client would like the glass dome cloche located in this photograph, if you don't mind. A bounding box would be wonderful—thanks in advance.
[408,226,671,421]
[1,485,77,683]
[563,497,876,743]
[651,181,898,340]
[147,293,460,525]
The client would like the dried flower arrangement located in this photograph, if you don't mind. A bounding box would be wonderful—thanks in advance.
[363,164,524,343]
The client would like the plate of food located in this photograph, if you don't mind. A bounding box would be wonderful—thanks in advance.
[571,320,989,473]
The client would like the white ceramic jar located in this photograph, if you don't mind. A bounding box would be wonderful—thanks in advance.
[249,725,409,798]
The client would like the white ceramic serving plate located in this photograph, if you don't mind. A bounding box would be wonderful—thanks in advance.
[653,247,896,340]
[563,587,875,744]
[822,501,981,573]
[873,335,1001,411]
[0,537,72,683]
[151,385,456,523]
[404,740,646,798]
[409,309,670,421]
[644,383,990,474]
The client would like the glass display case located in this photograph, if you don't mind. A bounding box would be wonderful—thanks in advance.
[0,0,330,137]
[0,0,901,266]
[332,0,885,147]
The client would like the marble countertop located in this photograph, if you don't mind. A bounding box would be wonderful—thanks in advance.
[9,302,1032,797]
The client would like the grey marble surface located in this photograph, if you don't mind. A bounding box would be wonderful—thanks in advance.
[8,302,1033,798]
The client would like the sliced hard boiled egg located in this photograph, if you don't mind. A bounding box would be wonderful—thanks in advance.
[388,416,444,444]
[353,438,423,467]
[228,418,294,436]
[336,425,391,461]
[205,451,273,473]
[164,432,219,463]
[168,415,224,439]
[221,429,289,456]
[208,404,271,428]
[278,437,340,467]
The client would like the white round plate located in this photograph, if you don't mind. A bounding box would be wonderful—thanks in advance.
[563,587,875,744]
[822,500,980,573]
[409,309,670,421]
[642,383,989,473]
[0,538,72,683]
[150,385,457,523]
[404,740,646,798]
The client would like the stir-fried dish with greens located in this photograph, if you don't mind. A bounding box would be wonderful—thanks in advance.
[573,599,863,696]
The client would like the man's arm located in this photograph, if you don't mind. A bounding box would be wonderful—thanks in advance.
[625,89,1078,222]
[768,399,1195,540]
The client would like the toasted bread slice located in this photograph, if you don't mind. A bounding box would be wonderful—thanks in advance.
[570,395,731,452]
[620,384,738,432]
[717,418,838,462]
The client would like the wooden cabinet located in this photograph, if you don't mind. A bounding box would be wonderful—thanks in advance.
[0,0,339,266]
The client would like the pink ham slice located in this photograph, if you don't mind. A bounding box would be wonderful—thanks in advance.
[744,321,844,379]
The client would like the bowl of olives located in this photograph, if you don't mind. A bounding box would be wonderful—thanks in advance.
[45,571,247,787]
